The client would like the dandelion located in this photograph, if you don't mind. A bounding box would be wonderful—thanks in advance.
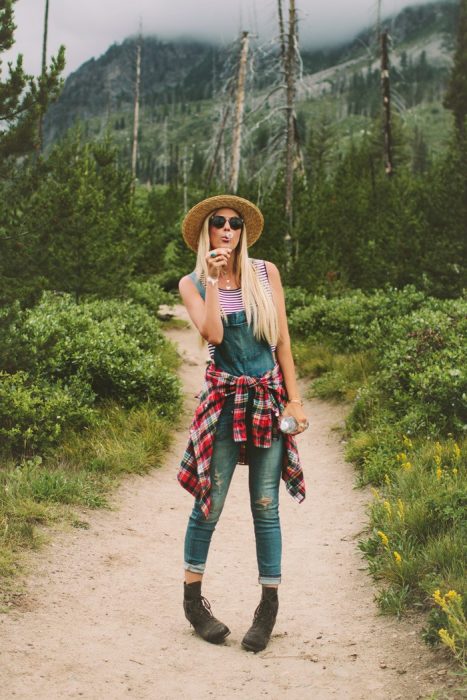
[436,465,442,481]
[402,461,412,471]
[397,499,405,519]
[393,551,402,565]
[377,530,389,548]
[384,500,392,517]
[438,628,456,653]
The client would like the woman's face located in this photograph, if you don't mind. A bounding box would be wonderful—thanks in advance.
[208,208,243,251]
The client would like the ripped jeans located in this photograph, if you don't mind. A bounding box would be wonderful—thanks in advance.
[184,394,283,585]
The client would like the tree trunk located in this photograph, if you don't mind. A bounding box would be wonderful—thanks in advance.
[131,39,142,182]
[230,31,249,193]
[206,104,231,187]
[381,30,393,176]
[277,0,287,70]
[37,0,49,153]
[285,0,297,233]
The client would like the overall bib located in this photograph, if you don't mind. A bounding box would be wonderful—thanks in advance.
[183,273,284,585]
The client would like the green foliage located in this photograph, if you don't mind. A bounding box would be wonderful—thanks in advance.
[0,370,96,455]
[291,288,467,659]
[443,0,467,136]
[0,290,180,457]
[0,0,65,161]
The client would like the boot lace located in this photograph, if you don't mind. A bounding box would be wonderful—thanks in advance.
[188,595,214,621]
[253,599,277,629]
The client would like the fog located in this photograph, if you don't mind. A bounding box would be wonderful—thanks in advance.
[5,0,445,76]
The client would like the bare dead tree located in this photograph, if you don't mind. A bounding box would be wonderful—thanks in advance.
[381,30,393,176]
[277,0,287,68]
[206,103,232,187]
[37,0,49,152]
[285,0,297,233]
[131,33,142,182]
[230,31,250,193]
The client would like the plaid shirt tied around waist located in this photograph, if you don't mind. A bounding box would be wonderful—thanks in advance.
[178,362,306,518]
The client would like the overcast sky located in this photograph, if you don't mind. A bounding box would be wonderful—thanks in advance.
[5,0,441,77]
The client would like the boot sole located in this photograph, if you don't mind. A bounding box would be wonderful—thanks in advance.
[241,639,266,653]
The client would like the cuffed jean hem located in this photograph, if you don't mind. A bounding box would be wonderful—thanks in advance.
[184,561,206,574]
[258,575,281,585]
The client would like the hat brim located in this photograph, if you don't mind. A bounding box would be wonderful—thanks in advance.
[182,194,264,252]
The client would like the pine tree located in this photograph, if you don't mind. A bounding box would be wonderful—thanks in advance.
[0,0,65,161]
[443,0,467,138]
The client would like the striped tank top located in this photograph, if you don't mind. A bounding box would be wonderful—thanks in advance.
[207,259,276,359]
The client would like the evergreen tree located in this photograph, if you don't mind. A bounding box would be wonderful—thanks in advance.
[444,0,467,137]
[0,0,65,161]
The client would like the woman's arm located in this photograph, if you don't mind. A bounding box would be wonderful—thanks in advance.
[266,261,308,431]
[178,247,230,345]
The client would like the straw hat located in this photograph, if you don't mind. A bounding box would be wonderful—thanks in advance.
[182,194,264,252]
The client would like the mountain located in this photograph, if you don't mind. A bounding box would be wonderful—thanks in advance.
[43,0,458,179]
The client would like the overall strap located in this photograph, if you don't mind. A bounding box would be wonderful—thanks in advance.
[189,271,206,300]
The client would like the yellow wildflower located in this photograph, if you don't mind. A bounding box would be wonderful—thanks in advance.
[452,468,458,477]
[371,487,381,500]
[452,442,461,460]
[434,453,442,468]
[393,551,402,565]
[396,452,407,462]
[433,589,448,611]
[438,628,456,653]
[377,530,389,548]
[434,441,442,455]
[436,466,442,481]
[445,590,461,603]
[402,461,412,471]
[384,500,392,517]
[384,473,391,486]
[397,499,405,519]
[402,435,413,449]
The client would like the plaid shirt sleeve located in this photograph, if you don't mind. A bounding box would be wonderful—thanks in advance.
[178,362,306,518]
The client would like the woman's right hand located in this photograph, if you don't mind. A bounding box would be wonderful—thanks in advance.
[206,248,230,279]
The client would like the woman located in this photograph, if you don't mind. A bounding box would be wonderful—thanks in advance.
[178,194,308,652]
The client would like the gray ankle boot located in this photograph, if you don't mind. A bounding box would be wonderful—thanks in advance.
[241,586,279,652]
[183,581,231,644]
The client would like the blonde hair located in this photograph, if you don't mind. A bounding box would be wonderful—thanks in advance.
[195,213,279,346]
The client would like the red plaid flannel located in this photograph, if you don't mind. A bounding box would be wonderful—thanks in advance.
[178,362,306,518]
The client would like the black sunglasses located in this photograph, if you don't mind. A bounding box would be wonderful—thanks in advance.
[209,215,244,230]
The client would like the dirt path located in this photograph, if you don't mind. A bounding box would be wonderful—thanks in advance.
[0,306,454,699]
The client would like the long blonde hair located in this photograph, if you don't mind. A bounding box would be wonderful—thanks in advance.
[195,213,279,346]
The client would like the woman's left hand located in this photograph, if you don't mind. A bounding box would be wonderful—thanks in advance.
[282,401,309,434]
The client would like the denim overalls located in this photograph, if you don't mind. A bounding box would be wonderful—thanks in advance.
[183,272,284,585]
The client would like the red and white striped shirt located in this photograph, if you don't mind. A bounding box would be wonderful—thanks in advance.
[208,259,276,357]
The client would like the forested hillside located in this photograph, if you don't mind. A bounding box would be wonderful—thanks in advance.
[44,1,458,182]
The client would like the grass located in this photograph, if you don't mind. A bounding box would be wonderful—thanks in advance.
[0,400,176,596]
[292,333,467,669]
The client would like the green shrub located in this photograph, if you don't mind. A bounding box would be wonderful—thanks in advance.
[125,276,174,312]
[1,291,180,411]
[0,371,96,456]
[288,285,427,352]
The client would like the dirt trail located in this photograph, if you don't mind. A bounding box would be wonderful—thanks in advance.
[0,306,453,699]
